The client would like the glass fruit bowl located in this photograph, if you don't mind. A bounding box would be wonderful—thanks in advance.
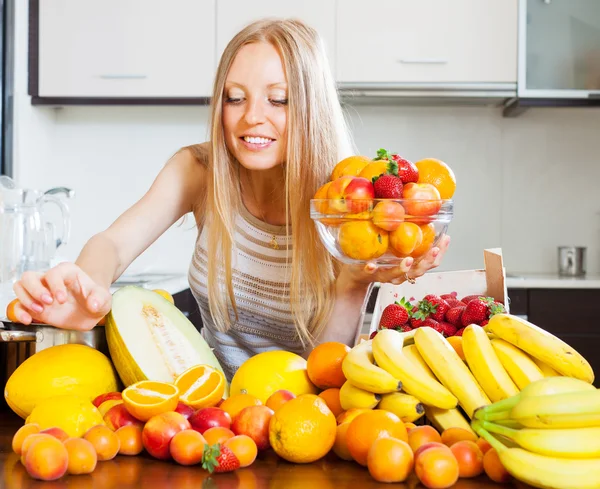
[310,198,453,266]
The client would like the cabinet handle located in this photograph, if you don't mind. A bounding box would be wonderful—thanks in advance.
[98,74,148,80]
[397,58,448,65]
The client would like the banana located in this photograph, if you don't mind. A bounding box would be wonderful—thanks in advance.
[378,392,424,423]
[423,405,475,435]
[413,327,490,417]
[402,344,436,380]
[485,313,595,384]
[491,338,544,389]
[371,329,458,409]
[533,357,560,377]
[462,324,520,403]
[339,381,381,410]
[473,423,600,489]
[480,420,600,458]
[341,340,402,394]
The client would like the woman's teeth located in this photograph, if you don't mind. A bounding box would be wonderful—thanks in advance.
[243,136,273,145]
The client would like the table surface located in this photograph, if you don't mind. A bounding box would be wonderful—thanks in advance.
[0,410,530,489]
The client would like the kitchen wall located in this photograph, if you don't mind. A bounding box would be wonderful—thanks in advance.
[10,3,600,278]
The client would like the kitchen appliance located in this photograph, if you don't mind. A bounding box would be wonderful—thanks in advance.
[558,246,587,277]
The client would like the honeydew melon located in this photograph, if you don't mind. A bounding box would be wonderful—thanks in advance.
[105,286,226,393]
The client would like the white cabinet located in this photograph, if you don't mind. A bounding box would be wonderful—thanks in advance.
[336,0,517,84]
[216,0,336,73]
[37,0,216,98]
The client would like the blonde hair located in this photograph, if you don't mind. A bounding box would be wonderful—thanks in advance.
[201,18,355,347]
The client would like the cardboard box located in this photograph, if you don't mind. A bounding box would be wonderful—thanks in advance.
[369,248,508,335]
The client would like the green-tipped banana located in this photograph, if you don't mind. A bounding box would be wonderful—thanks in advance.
[378,392,424,423]
[485,313,595,384]
[479,420,600,458]
[491,338,544,389]
[339,381,381,410]
[371,329,457,409]
[472,422,600,489]
[342,340,402,394]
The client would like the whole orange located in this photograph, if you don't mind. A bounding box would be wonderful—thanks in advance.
[415,158,456,200]
[339,221,388,261]
[367,437,414,483]
[346,410,408,466]
[307,342,350,390]
[317,388,343,417]
[269,394,336,464]
[331,155,371,181]
[220,394,262,421]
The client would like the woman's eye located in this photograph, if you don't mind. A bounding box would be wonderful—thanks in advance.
[225,97,243,104]
[270,99,288,106]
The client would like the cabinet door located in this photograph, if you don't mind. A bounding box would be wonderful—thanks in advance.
[336,0,517,84]
[38,0,215,98]
[216,0,336,73]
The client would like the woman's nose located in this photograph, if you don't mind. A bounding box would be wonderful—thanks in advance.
[244,98,266,125]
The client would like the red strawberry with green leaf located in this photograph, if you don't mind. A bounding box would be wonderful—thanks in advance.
[445,305,466,326]
[421,318,444,335]
[439,321,458,337]
[445,298,466,309]
[396,324,413,333]
[202,444,240,473]
[391,154,419,184]
[488,301,506,318]
[422,294,450,322]
[462,297,494,326]
[441,292,458,300]
[461,295,484,304]
[379,298,410,329]
[373,173,403,198]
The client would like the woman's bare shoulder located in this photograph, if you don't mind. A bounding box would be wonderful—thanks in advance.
[177,142,210,168]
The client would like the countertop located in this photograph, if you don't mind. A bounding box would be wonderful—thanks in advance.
[505,273,600,289]
[0,411,525,489]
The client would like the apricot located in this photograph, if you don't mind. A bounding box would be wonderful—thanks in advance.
[64,437,97,475]
[415,446,459,489]
[367,437,414,483]
[40,427,70,442]
[83,425,120,461]
[336,408,369,425]
[12,423,40,455]
[24,434,68,481]
[231,405,274,451]
[115,424,144,456]
[332,422,353,461]
[483,448,512,483]
[414,441,452,460]
[169,429,207,466]
[408,425,442,453]
[225,434,258,468]
[20,433,48,465]
[203,426,235,446]
[142,411,191,460]
[440,427,477,446]
[265,390,296,412]
[450,440,484,478]
[476,436,492,454]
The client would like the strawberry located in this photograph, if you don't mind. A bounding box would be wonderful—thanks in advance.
[396,324,413,333]
[441,292,458,300]
[462,297,494,326]
[421,318,443,334]
[422,295,450,322]
[373,173,403,198]
[379,299,410,329]
[410,304,430,328]
[391,154,419,184]
[461,295,484,304]
[445,298,466,309]
[480,319,489,327]
[369,330,379,339]
[438,321,458,337]
[488,301,506,318]
[445,305,466,326]
[202,444,240,473]
[455,327,466,337]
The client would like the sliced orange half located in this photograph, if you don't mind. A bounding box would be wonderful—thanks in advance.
[174,365,226,409]
[122,380,180,421]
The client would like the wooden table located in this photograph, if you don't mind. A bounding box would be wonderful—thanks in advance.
[0,410,526,489]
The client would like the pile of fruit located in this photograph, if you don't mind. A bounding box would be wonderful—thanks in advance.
[374,292,506,338]
[311,148,455,263]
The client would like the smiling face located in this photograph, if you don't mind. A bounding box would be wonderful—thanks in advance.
[222,42,288,171]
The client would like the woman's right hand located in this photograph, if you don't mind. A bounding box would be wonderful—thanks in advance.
[11,262,112,331]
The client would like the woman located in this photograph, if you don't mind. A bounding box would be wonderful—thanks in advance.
[12,18,449,379]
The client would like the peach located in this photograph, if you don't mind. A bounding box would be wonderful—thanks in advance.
[440,427,477,447]
[189,407,231,434]
[415,446,459,489]
[231,405,274,451]
[64,437,97,475]
[414,441,452,460]
[142,411,191,460]
[40,427,69,443]
[174,401,196,420]
[24,434,68,481]
[450,440,484,478]
[408,425,442,453]
[372,200,405,231]
[83,425,120,461]
[115,424,144,456]
[328,176,375,213]
[12,423,40,455]
[169,429,207,466]
[92,392,122,408]
[265,390,296,412]
[402,182,442,217]
[98,399,124,417]
[103,403,144,431]
[20,433,49,465]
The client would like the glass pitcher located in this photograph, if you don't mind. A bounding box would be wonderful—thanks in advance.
[0,176,73,312]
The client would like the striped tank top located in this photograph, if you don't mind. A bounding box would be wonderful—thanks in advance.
[187,204,303,381]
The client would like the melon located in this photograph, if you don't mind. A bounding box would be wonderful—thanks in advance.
[105,286,226,390]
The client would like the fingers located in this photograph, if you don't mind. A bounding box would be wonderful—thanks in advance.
[10,288,34,324]
[60,265,109,315]
[13,277,45,317]
[17,271,53,307]
[43,268,69,304]
[86,285,111,315]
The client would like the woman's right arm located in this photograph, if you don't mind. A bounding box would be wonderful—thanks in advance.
[12,147,208,328]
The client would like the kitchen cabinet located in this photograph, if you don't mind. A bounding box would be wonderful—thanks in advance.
[336,0,518,84]
[31,0,216,100]
[215,0,336,73]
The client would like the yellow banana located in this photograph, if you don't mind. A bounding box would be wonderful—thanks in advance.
[533,357,560,377]
[491,338,544,389]
[339,381,380,410]
[341,340,402,394]
[424,405,475,435]
[485,313,594,384]
[474,423,600,489]
[462,324,519,402]
[402,344,436,380]
[480,420,600,458]
[414,327,490,417]
[378,392,424,423]
[371,329,457,410]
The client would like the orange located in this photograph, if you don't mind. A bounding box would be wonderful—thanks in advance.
[317,388,343,418]
[173,364,225,409]
[220,394,262,420]
[339,221,389,261]
[332,422,353,460]
[307,342,350,389]
[312,181,340,227]
[367,437,414,483]
[346,410,408,466]
[389,222,423,257]
[331,155,371,181]
[224,434,258,468]
[122,380,180,421]
[5,298,20,323]
[411,223,436,258]
[447,336,465,361]
[269,394,336,463]
[358,160,390,183]
[415,158,456,200]
[153,289,175,304]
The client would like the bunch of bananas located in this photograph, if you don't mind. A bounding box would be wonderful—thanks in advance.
[340,312,595,435]
[473,377,600,489]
